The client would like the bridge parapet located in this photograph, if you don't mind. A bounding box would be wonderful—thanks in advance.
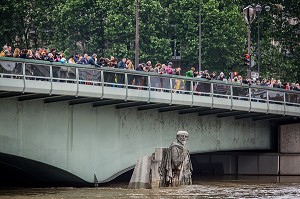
[0,57,299,117]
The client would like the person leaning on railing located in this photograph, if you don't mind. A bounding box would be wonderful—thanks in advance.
[185,67,195,91]
[1,44,299,92]
[87,54,100,67]
[126,59,135,86]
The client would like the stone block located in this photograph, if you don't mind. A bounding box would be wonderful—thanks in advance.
[280,123,300,153]
[151,148,168,188]
[128,155,152,189]
[258,155,278,175]
[238,155,258,175]
[211,155,237,175]
[280,155,300,175]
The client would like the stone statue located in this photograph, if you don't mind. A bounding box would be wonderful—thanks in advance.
[160,131,193,187]
[129,131,192,189]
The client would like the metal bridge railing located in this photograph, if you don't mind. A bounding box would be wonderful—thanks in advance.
[0,57,300,111]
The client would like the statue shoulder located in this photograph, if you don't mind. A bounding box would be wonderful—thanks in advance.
[169,142,186,151]
[169,142,180,149]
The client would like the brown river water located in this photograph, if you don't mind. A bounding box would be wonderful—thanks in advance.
[1,176,300,199]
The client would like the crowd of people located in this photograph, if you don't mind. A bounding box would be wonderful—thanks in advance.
[0,45,299,92]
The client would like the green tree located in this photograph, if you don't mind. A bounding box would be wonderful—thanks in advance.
[104,0,171,63]
[169,0,247,73]
[250,0,300,83]
[52,0,107,55]
[103,0,136,59]
[0,0,61,49]
[0,0,299,83]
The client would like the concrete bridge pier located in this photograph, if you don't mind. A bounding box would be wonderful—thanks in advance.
[190,123,300,177]
[279,123,300,175]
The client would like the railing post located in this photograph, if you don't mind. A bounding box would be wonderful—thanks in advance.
[22,62,26,93]
[170,78,173,105]
[49,65,53,95]
[100,70,104,99]
[266,90,269,114]
[75,68,79,97]
[191,80,194,107]
[211,82,214,109]
[283,92,286,116]
[148,76,151,103]
[230,85,233,110]
[249,87,252,112]
[125,73,128,101]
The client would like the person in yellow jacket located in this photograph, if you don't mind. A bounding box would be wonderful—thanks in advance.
[174,67,184,92]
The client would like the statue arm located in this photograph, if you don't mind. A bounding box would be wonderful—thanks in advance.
[171,146,184,169]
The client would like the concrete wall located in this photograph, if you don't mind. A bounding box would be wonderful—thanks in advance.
[280,123,300,175]
[192,153,278,175]
[280,123,300,153]
[0,98,271,183]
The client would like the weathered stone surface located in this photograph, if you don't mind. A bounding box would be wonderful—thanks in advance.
[150,148,166,188]
[279,123,300,175]
[128,148,167,189]
[129,131,193,189]
[128,155,152,189]
[280,155,300,175]
[161,131,193,187]
[280,123,300,153]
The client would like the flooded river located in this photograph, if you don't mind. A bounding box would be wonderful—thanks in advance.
[1,176,300,198]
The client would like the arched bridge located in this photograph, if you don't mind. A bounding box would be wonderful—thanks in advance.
[0,57,299,184]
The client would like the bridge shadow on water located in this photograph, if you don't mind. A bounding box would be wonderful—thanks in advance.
[0,150,288,188]
[0,153,88,188]
[0,152,135,188]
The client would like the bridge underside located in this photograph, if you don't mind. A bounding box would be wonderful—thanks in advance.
[0,90,299,124]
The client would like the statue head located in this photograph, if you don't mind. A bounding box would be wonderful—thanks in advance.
[176,131,189,145]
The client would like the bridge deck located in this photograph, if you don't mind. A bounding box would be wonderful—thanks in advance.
[0,77,299,118]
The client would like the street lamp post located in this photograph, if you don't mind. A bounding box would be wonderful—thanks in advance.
[256,4,262,79]
[135,0,139,69]
[255,4,270,80]
[243,5,256,79]
[198,0,202,72]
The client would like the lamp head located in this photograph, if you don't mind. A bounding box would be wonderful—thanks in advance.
[255,4,262,13]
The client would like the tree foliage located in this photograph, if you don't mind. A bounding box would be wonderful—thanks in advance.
[0,0,61,49]
[249,0,300,82]
[0,0,299,82]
